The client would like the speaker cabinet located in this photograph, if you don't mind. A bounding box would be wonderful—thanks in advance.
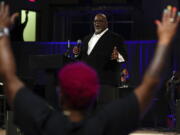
[176,99,180,132]
[6,111,22,135]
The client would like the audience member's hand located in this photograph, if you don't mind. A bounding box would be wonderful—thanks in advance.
[155,6,180,45]
[73,46,80,55]
[111,46,119,60]
[0,2,19,28]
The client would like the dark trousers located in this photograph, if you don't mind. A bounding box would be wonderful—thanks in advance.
[97,85,119,109]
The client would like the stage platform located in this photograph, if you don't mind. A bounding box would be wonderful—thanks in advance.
[0,129,179,135]
[130,129,179,135]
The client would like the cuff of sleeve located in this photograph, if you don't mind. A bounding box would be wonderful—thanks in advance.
[117,53,125,62]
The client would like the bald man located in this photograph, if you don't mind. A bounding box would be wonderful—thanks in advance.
[73,13,128,106]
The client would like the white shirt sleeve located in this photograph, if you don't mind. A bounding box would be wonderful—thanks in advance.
[117,53,125,62]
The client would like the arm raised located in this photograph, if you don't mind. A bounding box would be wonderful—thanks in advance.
[134,6,180,117]
[0,3,24,108]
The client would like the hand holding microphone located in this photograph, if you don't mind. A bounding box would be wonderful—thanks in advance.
[73,39,81,56]
[111,46,119,60]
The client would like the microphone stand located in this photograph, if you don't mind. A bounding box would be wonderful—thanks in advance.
[167,71,176,129]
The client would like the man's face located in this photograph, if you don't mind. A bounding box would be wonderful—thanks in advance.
[94,15,108,34]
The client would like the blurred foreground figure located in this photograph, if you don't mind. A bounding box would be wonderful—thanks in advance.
[0,3,179,135]
[10,10,29,42]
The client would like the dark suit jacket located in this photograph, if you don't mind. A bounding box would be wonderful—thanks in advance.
[79,30,127,86]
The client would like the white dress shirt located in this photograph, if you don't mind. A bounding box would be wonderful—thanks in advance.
[87,28,109,55]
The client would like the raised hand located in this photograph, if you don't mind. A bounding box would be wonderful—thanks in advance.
[111,46,119,60]
[134,6,180,115]
[0,2,19,28]
[0,3,24,106]
[155,5,180,45]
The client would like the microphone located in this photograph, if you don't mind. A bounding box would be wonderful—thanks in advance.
[171,71,180,86]
[170,70,176,82]
[167,70,177,86]
[67,40,71,49]
[77,39,82,48]
[73,39,82,59]
[65,40,71,58]
[166,71,179,94]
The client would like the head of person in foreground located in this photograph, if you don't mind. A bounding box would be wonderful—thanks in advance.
[58,62,100,110]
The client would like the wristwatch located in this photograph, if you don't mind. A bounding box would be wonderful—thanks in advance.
[0,27,9,37]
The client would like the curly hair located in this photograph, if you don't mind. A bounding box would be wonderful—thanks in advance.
[58,62,100,109]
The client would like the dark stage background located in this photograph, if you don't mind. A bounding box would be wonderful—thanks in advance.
[12,40,179,87]
[1,0,179,129]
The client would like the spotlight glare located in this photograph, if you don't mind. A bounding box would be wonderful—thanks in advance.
[28,0,36,2]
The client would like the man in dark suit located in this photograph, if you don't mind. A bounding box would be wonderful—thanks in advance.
[73,13,127,105]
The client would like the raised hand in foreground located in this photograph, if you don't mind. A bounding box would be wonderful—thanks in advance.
[135,6,180,117]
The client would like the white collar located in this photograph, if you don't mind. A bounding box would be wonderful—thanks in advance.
[94,28,108,37]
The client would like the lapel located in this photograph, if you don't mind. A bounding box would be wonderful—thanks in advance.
[84,34,92,52]
[88,30,110,56]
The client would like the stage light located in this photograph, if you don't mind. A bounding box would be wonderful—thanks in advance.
[28,0,36,3]
[21,10,37,41]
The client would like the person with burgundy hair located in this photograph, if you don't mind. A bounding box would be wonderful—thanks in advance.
[0,3,180,135]
[58,62,100,110]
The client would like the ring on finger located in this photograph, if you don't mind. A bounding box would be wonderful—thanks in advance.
[169,18,175,23]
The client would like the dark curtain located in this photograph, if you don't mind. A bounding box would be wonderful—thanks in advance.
[124,40,156,86]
